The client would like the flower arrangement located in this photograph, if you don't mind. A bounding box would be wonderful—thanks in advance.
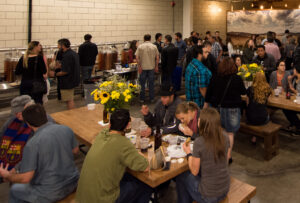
[91,75,139,113]
[237,63,264,81]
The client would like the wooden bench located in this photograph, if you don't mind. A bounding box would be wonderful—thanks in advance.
[219,177,256,203]
[58,178,256,203]
[239,121,281,160]
[56,192,76,203]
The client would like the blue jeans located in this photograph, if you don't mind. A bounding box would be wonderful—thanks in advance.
[220,108,241,133]
[139,70,155,101]
[81,66,94,81]
[116,173,152,203]
[176,171,227,203]
[9,182,77,203]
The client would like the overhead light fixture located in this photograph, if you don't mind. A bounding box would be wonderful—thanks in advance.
[299,5,300,9]
[209,5,222,14]
[270,5,273,10]
[285,3,287,8]
[251,3,254,8]
[243,6,245,10]
[260,5,264,10]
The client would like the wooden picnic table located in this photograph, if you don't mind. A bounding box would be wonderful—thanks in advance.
[180,94,300,112]
[51,105,189,188]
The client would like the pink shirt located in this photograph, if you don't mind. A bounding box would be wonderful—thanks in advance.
[265,43,281,62]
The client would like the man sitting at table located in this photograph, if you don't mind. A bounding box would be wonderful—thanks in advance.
[0,104,79,203]
[0,95,55,182]
[141,84,182,137]
[76,109,152,203]
[284,65,300,135]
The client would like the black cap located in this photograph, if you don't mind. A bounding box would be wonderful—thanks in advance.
[159,84,175,96]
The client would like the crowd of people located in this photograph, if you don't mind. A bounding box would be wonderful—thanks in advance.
[1,29,300,203]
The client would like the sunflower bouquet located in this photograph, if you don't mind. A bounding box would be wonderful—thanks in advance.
[91,75,139,113]
[237,63,264,81]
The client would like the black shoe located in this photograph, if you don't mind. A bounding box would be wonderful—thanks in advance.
[228,158,233,165]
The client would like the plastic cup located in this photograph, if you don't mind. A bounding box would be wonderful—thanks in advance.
[275,89,280,97]
[87,103,96,110]
[140,138,150,153]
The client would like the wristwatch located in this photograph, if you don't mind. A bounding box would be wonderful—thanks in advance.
[186,153,192,160]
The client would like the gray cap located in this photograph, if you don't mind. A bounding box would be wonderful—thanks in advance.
[11,95,34,114]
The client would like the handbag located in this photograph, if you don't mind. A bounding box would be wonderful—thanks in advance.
[217,76,233,109]
[32,56,47,95]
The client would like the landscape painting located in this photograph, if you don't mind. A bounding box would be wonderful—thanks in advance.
[227,9,300,46]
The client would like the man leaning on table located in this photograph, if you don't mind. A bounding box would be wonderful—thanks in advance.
[0,104,79,203]
[76,109,152,203]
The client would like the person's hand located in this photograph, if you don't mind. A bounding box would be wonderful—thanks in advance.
[141,127,151,138]
[182,142,191,154]
[138,66,143,74]
[0,163,10,180]
[141,105,149,116]
[10,168,16,174]
[179,125,193,137]
[55,62,62,69]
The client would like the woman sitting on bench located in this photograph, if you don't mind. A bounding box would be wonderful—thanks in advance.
[176,108,230,203]
[246,72,272,144]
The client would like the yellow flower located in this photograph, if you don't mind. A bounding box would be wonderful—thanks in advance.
[129,83,134,88]
[111,91,120,100]
[249,63,258,68]
[237,72,242,76]
[123,89,130,97]
[111,108,115,112]
[94,93,100,101]
[245,72,251,78]
[118,82,126,88]
[91,89,98,96]
[133,85,137,88]
[125,95,132,102]
[100,91,110,104]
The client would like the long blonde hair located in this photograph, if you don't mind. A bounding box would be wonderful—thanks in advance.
[198,108,226,162]
[23,41,40,68]
[253,72,272,104]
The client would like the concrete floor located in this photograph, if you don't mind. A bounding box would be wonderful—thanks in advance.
[1,95,300,203]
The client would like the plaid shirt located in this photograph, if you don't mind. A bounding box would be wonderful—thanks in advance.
[211,42,222,60]
[185,58,212,108]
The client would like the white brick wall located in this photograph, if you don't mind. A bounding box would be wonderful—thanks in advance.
[0,0,183,73]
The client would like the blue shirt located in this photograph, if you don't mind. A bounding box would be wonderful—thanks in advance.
[185,58,212,108]
[19,123,79,199]
[175,40,187,60]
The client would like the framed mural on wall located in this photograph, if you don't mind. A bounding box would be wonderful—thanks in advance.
[227,9,300,46]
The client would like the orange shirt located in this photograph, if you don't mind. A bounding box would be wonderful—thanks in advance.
[277,71,284,86]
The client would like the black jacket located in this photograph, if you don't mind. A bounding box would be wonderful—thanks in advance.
[252,53,276,73]
[144,96,182,135]
[202,53,217,77]
[161,43,178,74]
[293,45,300,66]
[78,41,98,66]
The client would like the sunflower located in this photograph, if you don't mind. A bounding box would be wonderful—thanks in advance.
[124,95,132,102]
[94,93,100,101]
[111,91,120,100]
[100,91,110,104]
[245,72,251,78]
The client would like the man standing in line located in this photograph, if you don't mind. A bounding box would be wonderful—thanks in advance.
[78,34,98,81]
[136,34,159,103]
[50,38,80,110]
[208,36,223,63]
[161,35,178,86]
[185,45,211,109]
[174,32,187,66]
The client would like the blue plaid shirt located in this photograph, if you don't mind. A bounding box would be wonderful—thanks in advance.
[185,58,212,108]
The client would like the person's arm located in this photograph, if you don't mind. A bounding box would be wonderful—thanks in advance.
[183,143,200,176]
[155,51,159,73]
[288,75,297,94]
[55,54,70,77]
[121,140,149,172]
[43,55,48,79]
[199,87,207,98]
[15,56,24,75]
[38,55,47,75]
[0,163,34,184]
[217,44,223,62]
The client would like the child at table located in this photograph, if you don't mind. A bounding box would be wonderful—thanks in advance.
[176,108,230,203]
[246,72,272,144]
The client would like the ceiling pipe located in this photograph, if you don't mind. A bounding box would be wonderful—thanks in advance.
[28,0,32,43]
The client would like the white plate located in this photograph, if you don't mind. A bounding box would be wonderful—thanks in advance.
[167,144,193,159]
